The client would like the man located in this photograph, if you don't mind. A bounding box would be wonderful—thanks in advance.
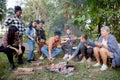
[41,30,62,61]
[4,6,25,38]
[36,20,46,60]
[3,6,25,65]
[62,28,76,60]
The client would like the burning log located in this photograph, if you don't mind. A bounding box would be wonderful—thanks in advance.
[31,62,43,66]
[46,62,75,76]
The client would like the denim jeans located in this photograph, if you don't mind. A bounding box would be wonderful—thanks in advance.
[41,45,61,58]
[27,39,35,60]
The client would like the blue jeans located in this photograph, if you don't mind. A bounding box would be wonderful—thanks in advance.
[41,45,61,58]
[27,39,35,60]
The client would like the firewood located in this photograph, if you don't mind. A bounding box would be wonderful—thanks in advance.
[31,62,43,66]
[17,68,34,72]
[35,67,42,70]
[13,71,34,75]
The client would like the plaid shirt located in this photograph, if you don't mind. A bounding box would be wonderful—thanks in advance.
[4,15,25,36]
[2,33,21,48]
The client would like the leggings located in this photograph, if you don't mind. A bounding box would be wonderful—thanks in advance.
[0,45,25,64]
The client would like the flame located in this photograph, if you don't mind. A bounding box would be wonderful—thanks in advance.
[51,63,55,68]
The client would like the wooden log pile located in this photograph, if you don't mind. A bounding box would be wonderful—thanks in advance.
[13,62,43,75]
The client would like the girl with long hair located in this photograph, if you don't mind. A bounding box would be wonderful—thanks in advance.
[26,20,36,63]
[0,25,25,70]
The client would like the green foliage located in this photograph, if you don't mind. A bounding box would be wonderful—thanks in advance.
[1,53,120,80]
[0,53,10,80]
[7,8,14,16]
[22,0,120,41]
[0,0,6,21]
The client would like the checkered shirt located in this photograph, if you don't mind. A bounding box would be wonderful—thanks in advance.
[4,16,25,36]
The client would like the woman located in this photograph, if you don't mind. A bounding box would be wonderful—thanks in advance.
[67,34,95,62]
[93,26,120,71]
[0,25,25,70]
[36,20,46,60]
[26,20,36,63]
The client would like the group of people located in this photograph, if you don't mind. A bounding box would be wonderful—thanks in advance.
[0,6,120,71]
[66,26,120,71]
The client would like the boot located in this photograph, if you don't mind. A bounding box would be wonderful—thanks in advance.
[17,59,24,65]
[9,64,15,71]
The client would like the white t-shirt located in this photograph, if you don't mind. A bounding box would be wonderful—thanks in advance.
[102,38,107,46]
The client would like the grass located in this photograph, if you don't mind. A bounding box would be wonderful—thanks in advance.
[0,53,120,80]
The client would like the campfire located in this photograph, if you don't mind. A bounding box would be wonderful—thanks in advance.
[46,62,75,77]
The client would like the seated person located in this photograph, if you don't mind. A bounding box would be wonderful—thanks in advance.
[41,30,62,61]
[0,25,25,70]
[67,34,95,62]
[93,26,120,71]
[61,28,76,60]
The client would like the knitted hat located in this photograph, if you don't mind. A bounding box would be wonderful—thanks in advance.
[14,6,22,13]
[54,30,61,36]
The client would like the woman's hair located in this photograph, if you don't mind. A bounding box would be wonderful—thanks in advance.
[101,26,110,33]
[7,25,18,45]
[29,20,36,30]
[81,34,88,40]
[66,28,71,30]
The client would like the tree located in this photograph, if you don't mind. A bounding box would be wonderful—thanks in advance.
[7,8,14,16]
[0,0,6,21]
[22,0,120,41]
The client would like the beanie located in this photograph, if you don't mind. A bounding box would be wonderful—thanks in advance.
[14,6,22,13]
[54,30,61,36]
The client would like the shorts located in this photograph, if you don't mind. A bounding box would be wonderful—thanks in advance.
[109,52,113,58]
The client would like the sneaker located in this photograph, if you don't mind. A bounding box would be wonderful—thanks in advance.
[63,54,69,60]
[80,57,86,63]
[39,56,44,60]
[86,57,92,63]
[27,60,31,63]
[100,64,108,71]
[93,63,101,67]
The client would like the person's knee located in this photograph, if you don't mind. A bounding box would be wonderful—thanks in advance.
[94,47,99,51]
[99,48,107,57]
[100,48,105,53]
[93,47,100,54]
